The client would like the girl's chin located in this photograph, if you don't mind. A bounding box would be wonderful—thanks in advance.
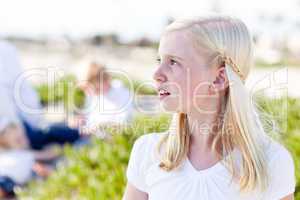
[160,101,174,111]
[160,101,182,113]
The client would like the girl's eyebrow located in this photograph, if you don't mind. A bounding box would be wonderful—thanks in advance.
[157,54,184,61]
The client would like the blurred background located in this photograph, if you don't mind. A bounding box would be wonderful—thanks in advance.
[1,0,300,85]
[0,0,299,199]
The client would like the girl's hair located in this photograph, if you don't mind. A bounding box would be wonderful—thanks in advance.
[157,14,270,192]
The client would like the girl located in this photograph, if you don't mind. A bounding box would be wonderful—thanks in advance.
[122,15,295,200]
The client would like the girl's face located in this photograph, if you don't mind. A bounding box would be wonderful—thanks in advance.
[154,30,222,114]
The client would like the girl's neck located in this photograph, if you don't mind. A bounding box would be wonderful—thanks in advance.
[187,110,224,154]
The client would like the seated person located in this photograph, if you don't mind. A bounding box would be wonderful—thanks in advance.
[79,62,134,132]
[0,121,59,198]
[0,40,80,150]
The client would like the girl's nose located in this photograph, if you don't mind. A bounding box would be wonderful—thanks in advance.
[153,66,167,83]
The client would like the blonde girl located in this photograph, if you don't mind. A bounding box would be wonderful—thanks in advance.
[123,14,295,200]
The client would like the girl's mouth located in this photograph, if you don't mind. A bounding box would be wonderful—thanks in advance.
[159,89,171,99]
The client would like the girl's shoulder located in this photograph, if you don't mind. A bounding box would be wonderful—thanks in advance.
[262,139,296,199]
[133,132,168,148]
[126,132,168,192]
[131,132,168,160]
[264,139,294,165]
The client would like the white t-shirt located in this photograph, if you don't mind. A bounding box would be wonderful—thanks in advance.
[126,132,295,200]
[105,80,134,122]
[84,80,134,127]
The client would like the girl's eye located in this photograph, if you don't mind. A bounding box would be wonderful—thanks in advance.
[170,59,178,66]
[156,58,161,64]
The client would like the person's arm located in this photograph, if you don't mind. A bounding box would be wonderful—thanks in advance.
[32,144,62,161]
[122,182,148,200]
[280,194,294,200]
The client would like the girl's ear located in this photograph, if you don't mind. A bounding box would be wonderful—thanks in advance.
[212,66,229,92]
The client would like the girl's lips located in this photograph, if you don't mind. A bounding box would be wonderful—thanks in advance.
[158,88,171,100]
[159,92,170,100]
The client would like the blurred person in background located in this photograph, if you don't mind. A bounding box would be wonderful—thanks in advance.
[0,40,81,150]
[0,86,59,198]
[0,121,58,198]
[79,62,134,134]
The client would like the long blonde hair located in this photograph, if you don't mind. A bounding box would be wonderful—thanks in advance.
[157,14,270,192]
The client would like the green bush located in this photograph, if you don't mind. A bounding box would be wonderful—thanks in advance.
[18,114,171,200]
[284,133,300,199]
[18,98,300,199]
[255,97,300,198]
[36,75,157,112]
[36,75,85,109]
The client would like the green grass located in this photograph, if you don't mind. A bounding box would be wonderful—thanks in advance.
[284,133,300,200]
[18,114,171,200]
[255,58,300,68]
[36,75,85,109]
[17,97,300,199]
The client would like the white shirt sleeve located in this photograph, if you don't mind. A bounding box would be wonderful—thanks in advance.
[266,145,296,199]
[126,135,149,193]
[0,41,44,128]
[0,85,21,131]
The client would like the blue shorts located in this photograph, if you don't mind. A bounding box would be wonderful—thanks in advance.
[22,121,80,150]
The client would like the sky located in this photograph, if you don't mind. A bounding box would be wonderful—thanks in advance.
[0,0,299,41]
